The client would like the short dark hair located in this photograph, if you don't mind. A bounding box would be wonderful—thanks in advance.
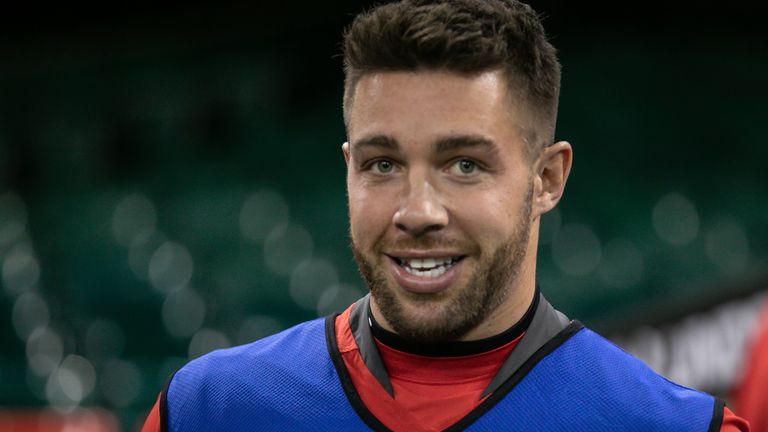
[342,0,561,155]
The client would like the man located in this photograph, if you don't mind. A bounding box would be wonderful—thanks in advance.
[143,0,750,430]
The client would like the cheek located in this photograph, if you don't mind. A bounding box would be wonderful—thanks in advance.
[448,191,524,240]
[347,185,396,243]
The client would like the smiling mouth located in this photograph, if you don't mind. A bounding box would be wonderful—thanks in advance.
[391,256,465,278]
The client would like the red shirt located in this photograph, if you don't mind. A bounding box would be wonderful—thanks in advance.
[335,305,522,431]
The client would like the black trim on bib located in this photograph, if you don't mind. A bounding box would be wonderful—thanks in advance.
[325,315,392,432]
[326,312,583,432]
[444,321,584,432]
[160,371,177,432]
[481,293,571,397]
[708,398,726,432]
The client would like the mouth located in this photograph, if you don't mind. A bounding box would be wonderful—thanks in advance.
[385,254,467,294]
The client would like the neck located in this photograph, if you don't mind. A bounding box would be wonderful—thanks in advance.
[369,285,539,357]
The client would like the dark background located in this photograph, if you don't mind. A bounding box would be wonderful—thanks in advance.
[1,1,766,429]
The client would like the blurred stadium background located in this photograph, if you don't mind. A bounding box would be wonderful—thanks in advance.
[0,1,766,430]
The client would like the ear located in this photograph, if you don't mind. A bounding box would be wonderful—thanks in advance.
[342,141,350,166]
[532,141,572,218]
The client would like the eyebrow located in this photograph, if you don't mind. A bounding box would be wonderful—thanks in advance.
[351,134,500,158]
[351,135,399,153]
[434,135,500,158]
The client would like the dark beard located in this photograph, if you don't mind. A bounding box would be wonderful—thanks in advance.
[350,184,532,344]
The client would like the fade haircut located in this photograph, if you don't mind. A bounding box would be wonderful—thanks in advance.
[342,0,561,158]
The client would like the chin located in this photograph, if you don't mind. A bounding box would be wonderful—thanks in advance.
[374,282,480,343]
[397,291,453,319]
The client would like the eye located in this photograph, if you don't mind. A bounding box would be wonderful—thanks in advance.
[372,159,395,174]
[452,159,478,175]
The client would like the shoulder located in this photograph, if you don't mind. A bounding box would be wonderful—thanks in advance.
[548,325,720,428]
[170,316,328,389]
[160,316,367,430]
[475,324,721,431]
[559,326,714,399]
[162,317,340,429]
[166,317,331,410]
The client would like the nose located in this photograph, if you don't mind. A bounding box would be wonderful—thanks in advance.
[392,174,448,237]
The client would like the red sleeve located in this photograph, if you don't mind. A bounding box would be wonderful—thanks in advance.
[721,406,751,432]
[733,300,768,432]
[141,393,162,432]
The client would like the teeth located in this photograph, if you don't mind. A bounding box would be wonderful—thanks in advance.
[405,257,456,269]
[400,257,460,278]
[404,265,448,278]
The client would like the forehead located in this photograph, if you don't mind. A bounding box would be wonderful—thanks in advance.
[346,70,527,150]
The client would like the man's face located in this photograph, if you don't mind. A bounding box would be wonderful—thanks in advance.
[344,70,536,343]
